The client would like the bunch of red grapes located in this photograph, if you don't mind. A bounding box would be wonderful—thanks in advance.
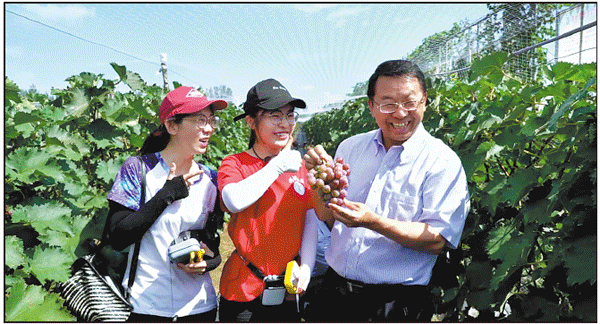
[307,157,350,206]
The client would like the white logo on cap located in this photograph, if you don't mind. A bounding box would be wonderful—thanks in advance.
[186,88,205,98]
[273,86,288,91]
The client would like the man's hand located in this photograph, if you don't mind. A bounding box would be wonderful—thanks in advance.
[328,199,378,228]
[303,144,333,170]
[331,199,447,255]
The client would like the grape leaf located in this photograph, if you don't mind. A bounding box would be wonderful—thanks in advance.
[13,111,45,125]
[486,225,515,257]
[490,234,533,290]
[5,235,26,269]
[5,279,45,321]
[5,279,74,321]
[12,201,72,236]
[5,147,53,182]
[38,229,70,248]
[96,159,123,183]
[124,70,146,92]
[522,199,552,224]
[63,215,93,256]
[547,77,596,131]
[30,246,72,283]
[564,236,597,285]
[502,168,539,205]
[64,88,90,117]
[469,52,508,81]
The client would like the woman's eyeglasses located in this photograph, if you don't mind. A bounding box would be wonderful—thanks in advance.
[264,111,299,126]
[181,115,221,129]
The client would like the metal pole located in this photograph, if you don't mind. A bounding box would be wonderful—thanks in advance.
[160,53,169,90]
[512,21,596,56]
[578,4,584,64]
[554,7,559,64]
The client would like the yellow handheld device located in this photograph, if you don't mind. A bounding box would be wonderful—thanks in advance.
[284,261,310,294]
[189,249,206,264]
[284,261,300,294]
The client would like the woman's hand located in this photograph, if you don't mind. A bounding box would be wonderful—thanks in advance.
[167,162,203,188]
[177,260,208,276]
[176,243,215,276]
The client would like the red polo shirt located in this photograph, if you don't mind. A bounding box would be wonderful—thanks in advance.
[217,152,314,302]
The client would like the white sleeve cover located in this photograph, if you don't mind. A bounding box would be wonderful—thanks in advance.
[221,150,303,213]
[299,209,318,273]
[221,162,280,213]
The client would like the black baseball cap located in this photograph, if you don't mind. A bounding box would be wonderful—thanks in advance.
[234,78,306,121]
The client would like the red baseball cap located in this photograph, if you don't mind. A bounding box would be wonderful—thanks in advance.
[159,86,228,123]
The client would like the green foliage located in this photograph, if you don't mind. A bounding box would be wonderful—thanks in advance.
[5,279,74,321]
[347,81,368,97]
[302,99,377,156]
[303,53,596,321]
[200,101,248,170]
[4,63,249,320]
[428,55,596,322]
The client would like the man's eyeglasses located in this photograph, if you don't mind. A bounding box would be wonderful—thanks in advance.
[181,115,221,129]
[264,111,299,126]
[373,97,425,114]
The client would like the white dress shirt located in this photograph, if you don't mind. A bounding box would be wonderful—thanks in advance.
[326,123,470,285]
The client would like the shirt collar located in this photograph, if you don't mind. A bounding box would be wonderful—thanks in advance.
[372,129,387,157]
[371,123,427,162]
[400,123,427,163]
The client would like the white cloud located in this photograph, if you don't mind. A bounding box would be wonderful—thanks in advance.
[293,4,336,14]
[24,4,95,21]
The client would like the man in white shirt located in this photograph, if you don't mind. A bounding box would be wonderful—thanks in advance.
[304,59,470,321]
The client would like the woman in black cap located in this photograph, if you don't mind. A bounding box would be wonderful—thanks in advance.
[217,79,330,321]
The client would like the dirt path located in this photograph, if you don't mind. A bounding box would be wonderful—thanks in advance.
[211,223,235,292]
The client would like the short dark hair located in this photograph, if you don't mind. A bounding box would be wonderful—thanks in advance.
[367,60,427,100]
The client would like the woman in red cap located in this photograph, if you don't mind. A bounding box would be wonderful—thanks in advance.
[217,79,331,322]
[106,86,228,322]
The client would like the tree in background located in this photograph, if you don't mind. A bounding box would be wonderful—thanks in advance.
[206,84,233,99]
[346,81,367,97]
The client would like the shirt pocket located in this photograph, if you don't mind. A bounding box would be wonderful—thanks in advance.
[385,192,419,221]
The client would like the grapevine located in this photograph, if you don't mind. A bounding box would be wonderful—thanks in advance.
[307,157,350,205]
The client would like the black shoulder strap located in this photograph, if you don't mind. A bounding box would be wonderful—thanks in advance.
[125,156,146,299]
[247,260,266,281]
[234,250,266,280]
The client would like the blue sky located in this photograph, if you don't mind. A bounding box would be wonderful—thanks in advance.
[5,3,491,115]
